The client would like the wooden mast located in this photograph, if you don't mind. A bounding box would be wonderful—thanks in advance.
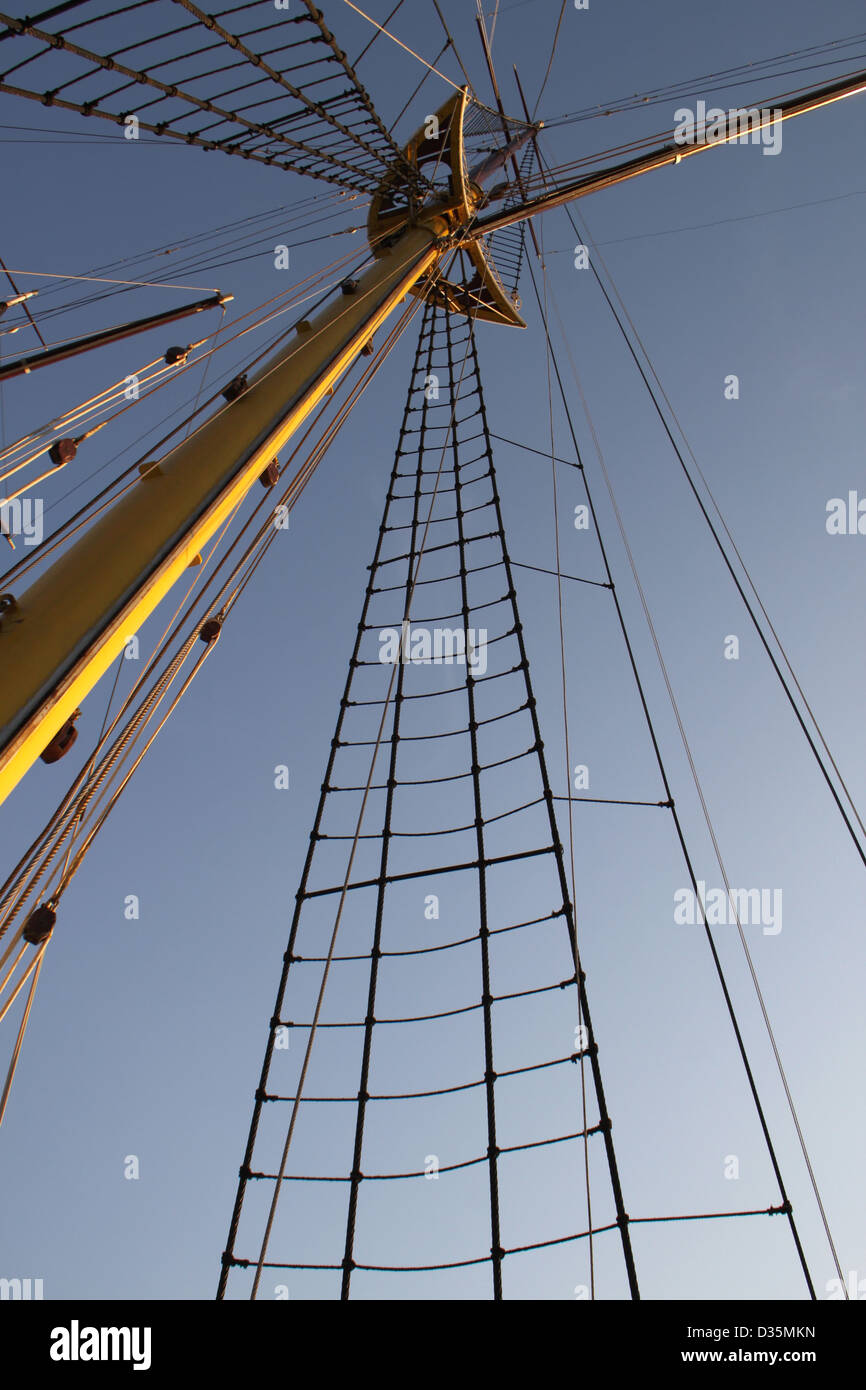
[0,224,445,804]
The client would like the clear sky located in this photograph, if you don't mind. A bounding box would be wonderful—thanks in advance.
[0,0,864,1301]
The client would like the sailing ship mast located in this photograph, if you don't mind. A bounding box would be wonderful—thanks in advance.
[1,0,864,1302]
[0,65,863,804]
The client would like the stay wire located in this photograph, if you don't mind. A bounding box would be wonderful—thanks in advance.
[550,183,866,873]
[531,0,566,119]
[0,252,46,346]
[56,639,129,885]
[563,199,866,854]
[389,40,450,134]
[9,190,354,309]
[546,39,866,127]
[537,223,595,1297]
[342,0,465,93]
[546,269,847,1293]
[353,0,405,66]
[538,181,849,1288]
[432,0,474,91]
[0,944,44,1129]
[524,253,816,1299]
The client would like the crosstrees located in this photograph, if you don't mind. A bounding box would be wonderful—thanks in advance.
[0,0,421,191]
[217,297,640,1300]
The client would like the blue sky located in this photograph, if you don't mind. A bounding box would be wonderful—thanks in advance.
[0,0,864,1300]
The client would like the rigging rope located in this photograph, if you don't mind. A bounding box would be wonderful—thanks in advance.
[547,268,849,1294]
[0,253,47,346]
[352,0,405,66]
[342,0,465,93]
[524,249,817,1299]
[219,293,642,1299]
[247,257,472,1300]
[531,0,566,118]
[544,30,866,127]
[0,221,411,588]
[535,177,853,1290]
[550,183,866,873]
[431,0,474,93]
[535,224,595,1296]
[0,297,424,934]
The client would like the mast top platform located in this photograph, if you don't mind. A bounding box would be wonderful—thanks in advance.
[367,88,534,328]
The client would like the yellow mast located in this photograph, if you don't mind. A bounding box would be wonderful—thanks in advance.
[0,225,444,804]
